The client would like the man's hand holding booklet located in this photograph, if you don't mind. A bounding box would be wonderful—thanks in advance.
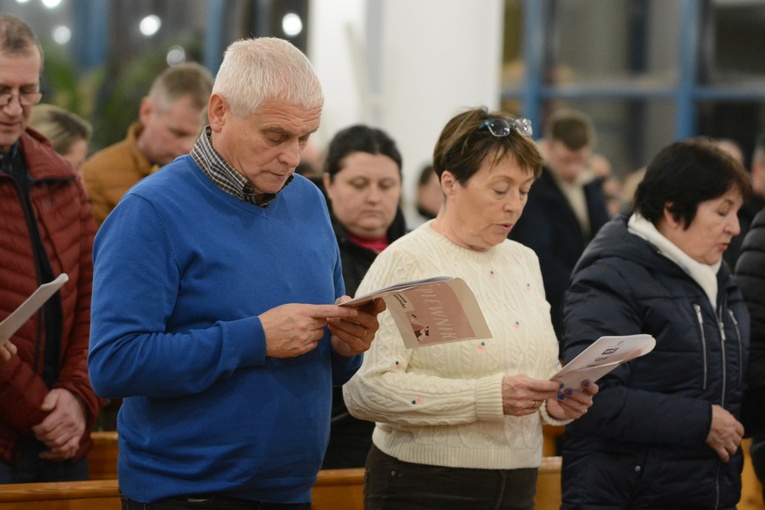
[553,334,656,389]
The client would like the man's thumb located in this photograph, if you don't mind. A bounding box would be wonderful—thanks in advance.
[40,391,57,412]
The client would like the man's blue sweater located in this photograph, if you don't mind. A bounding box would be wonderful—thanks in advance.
[88,156,361,503]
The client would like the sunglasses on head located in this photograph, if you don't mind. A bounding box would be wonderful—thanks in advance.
[477,117,533,138]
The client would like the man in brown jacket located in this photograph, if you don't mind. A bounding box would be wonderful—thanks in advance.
[82,62,213,226]
[0,14,102,483]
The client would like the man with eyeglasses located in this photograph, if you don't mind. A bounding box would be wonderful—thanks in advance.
[0,14,102,483]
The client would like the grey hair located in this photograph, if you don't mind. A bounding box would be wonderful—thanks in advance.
[212,37,323,118]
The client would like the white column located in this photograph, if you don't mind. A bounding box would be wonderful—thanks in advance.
[309,0,504,225]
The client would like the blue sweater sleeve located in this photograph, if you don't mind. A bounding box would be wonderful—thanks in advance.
[88,194,266,399]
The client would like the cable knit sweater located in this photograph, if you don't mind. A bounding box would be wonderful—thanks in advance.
[343,221,563,470]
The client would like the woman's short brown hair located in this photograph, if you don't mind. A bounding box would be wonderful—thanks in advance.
[432,107,543,186]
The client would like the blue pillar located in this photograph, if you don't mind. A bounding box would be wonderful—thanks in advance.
[676,0,701,139]
[522,0,545,137]
[204,0,227,74]
[73,0,109,70]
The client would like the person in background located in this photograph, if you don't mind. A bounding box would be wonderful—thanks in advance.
[343,107,597,510]
[320,124,408,469]
[322,124,408,298]
[412,163,442,225]
[716,138,745,167]
[560,138,751,509]
[81,61,213,226]
[509,108,610,340]
[297,139,325,178]
[0,14,102,483]
[87,37,385,508]
[29,103,92,175]
[736,207,765,502]
[725,134,765,268]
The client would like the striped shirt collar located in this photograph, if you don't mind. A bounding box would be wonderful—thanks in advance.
[191,125,292,207]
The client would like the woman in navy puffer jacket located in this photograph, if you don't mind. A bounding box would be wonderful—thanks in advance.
[560,139,752,509]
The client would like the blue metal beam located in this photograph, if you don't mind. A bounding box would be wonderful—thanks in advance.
[204,0,227,74]
[676,0,701,139]
[73,0,109,70]
[521,0,545,135]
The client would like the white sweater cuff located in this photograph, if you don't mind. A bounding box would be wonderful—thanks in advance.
[474,373,505,421]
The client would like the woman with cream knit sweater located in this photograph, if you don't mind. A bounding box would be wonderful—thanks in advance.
[343,107,598,510]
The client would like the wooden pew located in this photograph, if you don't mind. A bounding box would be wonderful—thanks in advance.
[59,429,765,510]
[312,468,364,509]
[89,430,119,480]
[740,438,765,510]
[0,479,120,510]
[535,456,562,510]
[0,459,564,510]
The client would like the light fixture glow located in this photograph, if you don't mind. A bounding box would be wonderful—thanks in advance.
[166,45,186,67]
[15,0,32,4]
[139,15,162,37]
[52,25,71,45]
[281,12,303,37]
[41,0,62,8]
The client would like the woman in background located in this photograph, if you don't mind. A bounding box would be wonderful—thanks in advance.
[321,124,408,469]
[560,139,752,509]
[344,107,596,510]
[29,104,92,175]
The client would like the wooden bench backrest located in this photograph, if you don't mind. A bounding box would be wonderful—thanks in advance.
[0,479,121,510]
[89,430,119,480]
[14,429,763,510]
[0,457,564,510]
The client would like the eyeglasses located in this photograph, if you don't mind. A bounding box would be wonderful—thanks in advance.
[0,92,43,108]
[477,117,533,138]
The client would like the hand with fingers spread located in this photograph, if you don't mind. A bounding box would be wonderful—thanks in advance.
[706,404,744,463]
[502,375,560,416]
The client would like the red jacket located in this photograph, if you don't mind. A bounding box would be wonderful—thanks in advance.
[0,129,101,463]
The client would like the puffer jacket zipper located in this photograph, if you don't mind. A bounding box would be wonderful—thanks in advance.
[695,304,708,390]
[728,309,743,388]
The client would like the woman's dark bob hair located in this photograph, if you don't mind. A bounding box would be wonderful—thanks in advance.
[323,124,402,181]
[634,138,752,228]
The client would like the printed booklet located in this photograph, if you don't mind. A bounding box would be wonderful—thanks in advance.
[342,276,492,348]
[0,273,69,346]
[552,334,656,389]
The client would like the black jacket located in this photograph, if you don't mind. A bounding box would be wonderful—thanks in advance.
[323,206,408,469]
[561,215,749,509]
[509,167,610,339]
[725,194,765,269]
[736,209,765,435]
[332,207,409,298]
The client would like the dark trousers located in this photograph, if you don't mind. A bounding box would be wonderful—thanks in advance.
[0,440,89,483]
[364,444,538,510]
[121,494,311,510]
